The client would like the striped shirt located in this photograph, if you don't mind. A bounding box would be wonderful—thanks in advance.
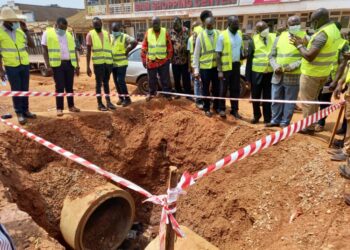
[0,224,15,250]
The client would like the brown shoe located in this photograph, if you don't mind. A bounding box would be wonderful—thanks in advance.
[69,106,80,113]
[345,194,350,206]
[57,110,64,117]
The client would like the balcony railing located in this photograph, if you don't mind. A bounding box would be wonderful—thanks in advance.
[109,3,132,15]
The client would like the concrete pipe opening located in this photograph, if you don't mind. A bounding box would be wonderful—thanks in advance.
[60,183,135,250]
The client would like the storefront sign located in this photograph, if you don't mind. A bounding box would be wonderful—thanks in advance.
[135,0,238,12]
[254,0,280,4]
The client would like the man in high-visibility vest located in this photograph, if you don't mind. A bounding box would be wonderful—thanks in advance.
[141,16,173,101]
[111,22,137,107]
[86,17,116,111]
[188,21,204,109]
[267,16,305,127]
[193,16,220,117]
[333,55,350,206]
[317,22,349,136]
[0,7,36,125]
[245,21,276,124]
[216,15,244,119]
[42,17,80,117]
[291,8,341,135]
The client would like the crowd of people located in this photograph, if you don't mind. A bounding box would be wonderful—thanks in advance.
[1,6,350,203]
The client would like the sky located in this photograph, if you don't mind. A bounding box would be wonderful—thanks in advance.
[0,0,84,9]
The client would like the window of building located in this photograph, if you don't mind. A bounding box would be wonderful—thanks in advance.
[341,16,350,28]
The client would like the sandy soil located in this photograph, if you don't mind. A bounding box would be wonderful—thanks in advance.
[0,57,349,250]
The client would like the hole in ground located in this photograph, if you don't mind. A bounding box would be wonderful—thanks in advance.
[0,99,312,249]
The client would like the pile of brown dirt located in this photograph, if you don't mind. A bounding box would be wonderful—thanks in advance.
[0,98,349,249]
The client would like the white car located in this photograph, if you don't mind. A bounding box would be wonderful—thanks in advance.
[126,44,250,97]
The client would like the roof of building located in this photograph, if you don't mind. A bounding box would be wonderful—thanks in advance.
[16,3,80,22]
[67,10,91,33]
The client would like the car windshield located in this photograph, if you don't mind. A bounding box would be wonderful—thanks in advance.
[128,48,141,62]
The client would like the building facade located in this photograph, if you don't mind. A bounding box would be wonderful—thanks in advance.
[84,0,350,37]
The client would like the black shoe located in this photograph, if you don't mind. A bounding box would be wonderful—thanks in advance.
[299,128,315,135]
[174,96,181,99]
[280,123,289,128]
[196,103,204,110]
[116,99,123,106]
[122,99,131,107]
[23,111,37,119]
[165,95,172,101]
[98,103,108,111]
[219,110,226,118]
[231,111,242,119]
[265,123,280,128]
[250,117,260,124]
[213,109,220,114]
[17,114,27,125]
[107,102,117,110]
[1,113,12,119]
[333,139,344,149]
[205,111,212,117]
[336,128,346,135]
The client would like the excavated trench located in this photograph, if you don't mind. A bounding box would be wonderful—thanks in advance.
[0,99,327,249]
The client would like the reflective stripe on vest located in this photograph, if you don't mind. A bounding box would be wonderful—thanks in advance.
[90,29,113,65]
[221,29,243,72]
[276,31,305,75]
[147,28,167,60]
[189,35,194,67]
[46,28,77,68]
[301,23,341,77]
[199,30,219,69]
[0,28,29,67]
[331,39,349,80]
[112,34,128,67]
[252,33,276,73]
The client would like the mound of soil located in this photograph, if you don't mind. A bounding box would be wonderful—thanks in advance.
[0,98,349,249]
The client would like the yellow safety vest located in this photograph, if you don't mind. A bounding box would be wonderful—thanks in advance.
[199,29,220,69]
[346,64,350,84]
[252,33,276,73]
[46,28,77,68]
[301,23,341,77]
[331,38,349,80]
[221,29,244,72]
[0,28,29,67]
[147,27,167,60]
[90,29,113,65]
[276,30,306,75]
[189,35,194,67]
[112,33,128,67]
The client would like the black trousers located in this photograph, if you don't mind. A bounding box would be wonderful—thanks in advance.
[172,63,191,94]
[317,81,332,126]
[251,72,272,122]
[219,62,241,112]
[93,63,112,102]
[147,61,171,95]
[52,61,75,110]
[200,67,220,112]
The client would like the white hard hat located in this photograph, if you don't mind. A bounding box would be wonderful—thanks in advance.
[0,7,22,22]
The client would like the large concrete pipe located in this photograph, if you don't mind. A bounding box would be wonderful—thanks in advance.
[60,183,135,250]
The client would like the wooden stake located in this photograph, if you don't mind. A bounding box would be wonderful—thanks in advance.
[329,105,345,148]
[165,166,178,250]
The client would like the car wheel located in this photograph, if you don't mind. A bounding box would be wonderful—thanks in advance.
[39,65,52,77]
[137,75,149,95]
[239,77,247,98]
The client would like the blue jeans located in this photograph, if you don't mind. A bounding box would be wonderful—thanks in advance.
[271,82,299,125]
[192,75,202,104]
[5,65,30,114]
[112,65,129,100]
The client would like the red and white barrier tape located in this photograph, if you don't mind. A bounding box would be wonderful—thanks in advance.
[0,91,144,98]
[0,118,184,249]
[177,102,343,191]
[0,90,332,105]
